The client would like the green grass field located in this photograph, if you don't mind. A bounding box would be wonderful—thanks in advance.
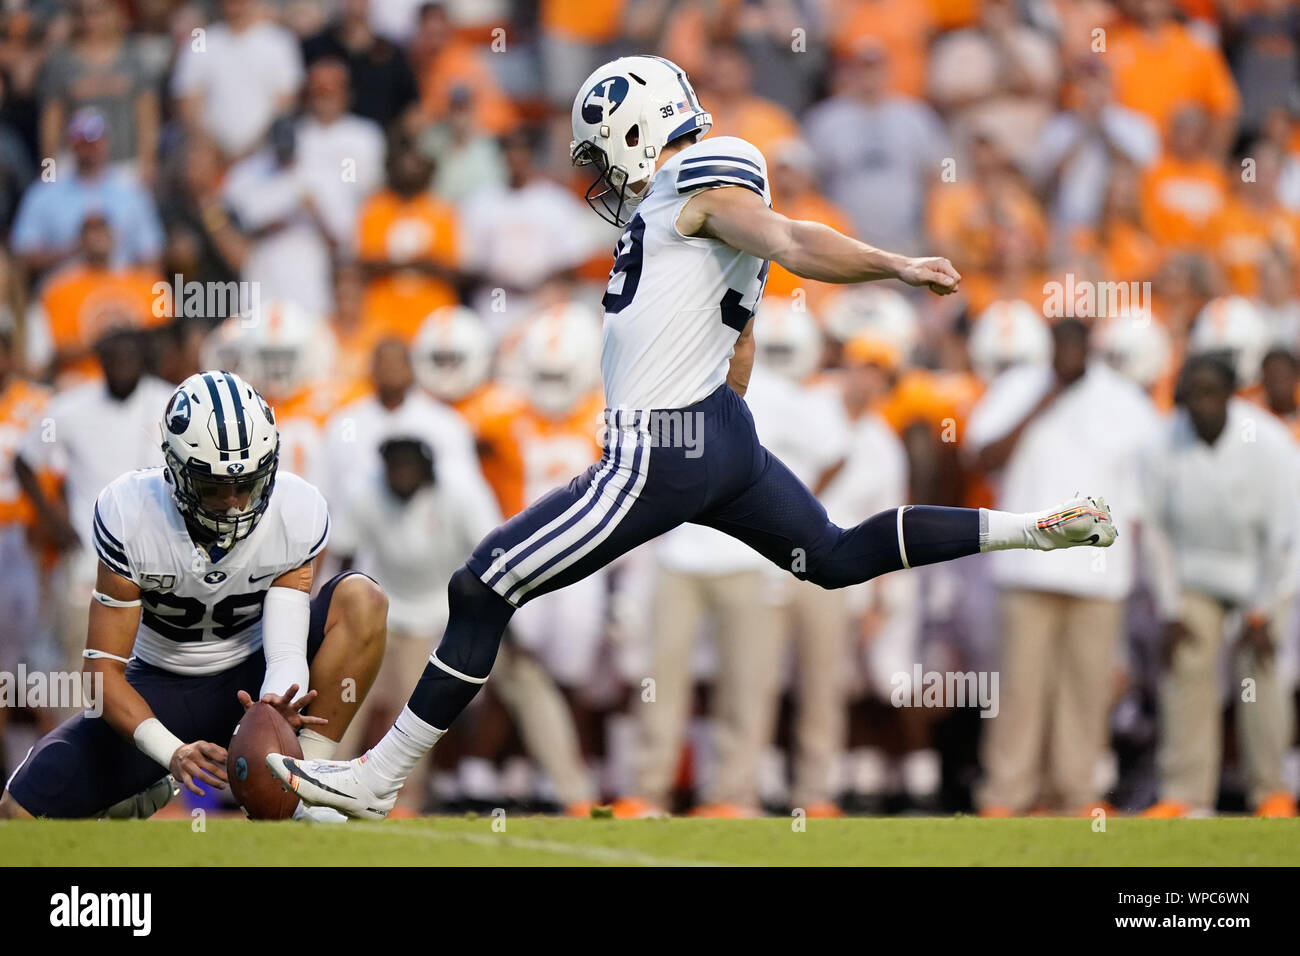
[2,815,1298,866]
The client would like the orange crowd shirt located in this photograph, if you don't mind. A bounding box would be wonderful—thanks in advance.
[358,190,461,343]
[831,0,935,99]
[0,378,51,526]
[1140,156,1229,247]
[1107,20,1240,136]
[37,264,164,381]
[706,96,802,162]
[541,0,625,43]
[420,41,519,135]
[456,383,604,519]
[1204,196,1300,296]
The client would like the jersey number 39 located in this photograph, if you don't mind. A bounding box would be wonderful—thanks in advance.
[603,213,769,331]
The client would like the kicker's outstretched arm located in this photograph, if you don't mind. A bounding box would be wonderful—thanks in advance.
[677,184,962,294]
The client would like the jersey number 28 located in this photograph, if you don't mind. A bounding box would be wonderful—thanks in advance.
[142,591,266,642]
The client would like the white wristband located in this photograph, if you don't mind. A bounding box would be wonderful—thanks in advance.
[133,717,184,770]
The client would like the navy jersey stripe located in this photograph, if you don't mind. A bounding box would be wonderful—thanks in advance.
[93,519,128,565]
[674,176,764,198]
[679,153,762,172]
[307,516,330,558]
[93,531,131,576]
[93,533,129,572]
[93,503,124,549]
[676,164,765,193]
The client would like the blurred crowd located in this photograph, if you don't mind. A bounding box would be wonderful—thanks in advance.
[3,0,1300,819]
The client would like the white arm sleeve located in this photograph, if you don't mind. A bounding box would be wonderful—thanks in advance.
[259,586,312,699]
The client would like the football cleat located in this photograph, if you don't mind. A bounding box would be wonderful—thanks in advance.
[1027,495,1117,550]
[266,754,395,821]
[291,801,349,824]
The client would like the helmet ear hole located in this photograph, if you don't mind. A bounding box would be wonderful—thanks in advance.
[624,124,640,147]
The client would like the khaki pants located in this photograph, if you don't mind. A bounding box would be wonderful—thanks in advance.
[490,642,596,806]
[1157,591,1293,810]
[339,626,436,751]
[339,627,596,807]
[774,579,851,807]
[978,589,1123,812]
[635,567,781,808]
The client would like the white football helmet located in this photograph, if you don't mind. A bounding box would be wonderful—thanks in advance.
[822,286,920,358]
[1189,295,1270,386]
[968,300,1052,383]
[160,371,279,548]
[570,55,712,225]
[235,300,333,401]
[517,303,603,417]
[1097,309,1172,389]
[413,306,493,403]
[754,297,823,382]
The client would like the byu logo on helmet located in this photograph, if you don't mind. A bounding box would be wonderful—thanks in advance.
[226,462,245,474]
[581,75,629,124]
[165,390,191,433]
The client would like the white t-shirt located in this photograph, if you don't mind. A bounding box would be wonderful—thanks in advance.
[1142,398,1300,616]
[19,376,174,585]
[965,361,1162,599]
[171,21,304,158]
[321,389,501,531]
[296,114,387,247]
[332,476,493,638]
[223,152,334,317]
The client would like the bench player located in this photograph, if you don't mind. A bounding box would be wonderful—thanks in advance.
[271,55,1116,819]
[1,371,387,819]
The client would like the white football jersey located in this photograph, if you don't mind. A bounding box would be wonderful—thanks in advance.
[600,136,772,411]
[92,467,330,676]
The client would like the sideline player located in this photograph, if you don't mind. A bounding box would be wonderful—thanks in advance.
[271,56,1116,819]
[1,371,387,819]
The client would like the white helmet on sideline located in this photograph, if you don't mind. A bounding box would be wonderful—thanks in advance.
[233,300,332,401]
[570,55,712,225]
[517,303,603,417]
[1189,295,1270,386]
[822,286,920,357]
[968,300,1052,383]
[1098,310,1172,389]
[754,297,822,382]
[413,306,493,403]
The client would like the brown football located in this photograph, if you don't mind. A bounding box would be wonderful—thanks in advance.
[227,702,302,820]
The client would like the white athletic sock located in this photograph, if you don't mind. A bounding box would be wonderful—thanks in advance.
[901,749,941,798]
[298,728,338,761]
[978,508,1034,552]
[357,706,445,797]
[458,757,501,802]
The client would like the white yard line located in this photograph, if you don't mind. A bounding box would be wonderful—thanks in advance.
[363,825,731,867]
